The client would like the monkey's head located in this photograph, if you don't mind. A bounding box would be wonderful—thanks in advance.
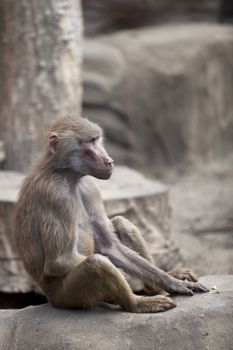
[47,116,114,180]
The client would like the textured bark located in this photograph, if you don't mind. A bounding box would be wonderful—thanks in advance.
[0,0,83,171]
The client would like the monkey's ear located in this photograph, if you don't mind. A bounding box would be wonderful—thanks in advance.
[48,132,59,154]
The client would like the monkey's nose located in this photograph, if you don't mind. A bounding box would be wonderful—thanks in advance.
[105,158,114,169]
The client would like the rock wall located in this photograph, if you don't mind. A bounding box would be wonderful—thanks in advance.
[82,0,222,36]
[83,24,233,172]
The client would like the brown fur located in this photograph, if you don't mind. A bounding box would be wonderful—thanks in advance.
[14,116,208,313]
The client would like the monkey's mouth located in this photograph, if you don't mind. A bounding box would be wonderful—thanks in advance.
[99,167,113,179]
[104,169,113,178]
[106,165,114,176]
[106,167,113,174]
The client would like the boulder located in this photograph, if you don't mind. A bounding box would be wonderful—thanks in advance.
[83,24,233,173]
[170,158,233,276]
[0,167,179,298]
[0,275,232,350]
[0,171,36,294]
[82,0,222,36]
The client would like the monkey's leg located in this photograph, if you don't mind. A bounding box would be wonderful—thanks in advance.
[111,216,154,263]
[47,254,176,313]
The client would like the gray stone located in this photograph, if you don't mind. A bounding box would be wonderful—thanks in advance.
[0,167,178,295]
[0,275,232,350]
[83,24,233,172]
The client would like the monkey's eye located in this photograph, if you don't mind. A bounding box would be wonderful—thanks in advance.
[89,137,98,143]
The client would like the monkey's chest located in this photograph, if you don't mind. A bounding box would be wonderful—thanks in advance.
[75,210,94,257]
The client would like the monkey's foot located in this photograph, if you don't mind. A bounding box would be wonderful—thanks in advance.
[130,295,176,313]
[168,267,198,282]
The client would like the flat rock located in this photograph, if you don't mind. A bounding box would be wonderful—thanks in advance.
[0,171,24,202]
[0,275,232,350]
[0,167,179,295]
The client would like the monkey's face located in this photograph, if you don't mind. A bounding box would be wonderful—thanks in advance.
[77,136,114,180]
[48,132,114,179]
[47,117,114,179]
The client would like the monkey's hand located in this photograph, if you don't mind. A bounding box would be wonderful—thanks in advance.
[167,279,209,296]
[168,267,198,282]
[92,215,114,253]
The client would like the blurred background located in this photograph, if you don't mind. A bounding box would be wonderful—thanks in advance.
[0,0,233,308]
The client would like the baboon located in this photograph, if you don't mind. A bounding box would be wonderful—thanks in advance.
[14,116,208,313]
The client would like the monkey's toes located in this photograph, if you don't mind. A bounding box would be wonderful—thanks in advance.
[153,295,177,311]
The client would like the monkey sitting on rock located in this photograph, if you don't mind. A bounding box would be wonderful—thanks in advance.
[15,116,208,313]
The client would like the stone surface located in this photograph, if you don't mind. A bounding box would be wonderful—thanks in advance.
[82,0,222,36]
[0,167,178,295]
[83,24,233,173]
[0,275,232,350]
[170,158,233,276]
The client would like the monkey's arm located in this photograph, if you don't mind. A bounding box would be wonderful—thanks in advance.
[92,216,208,295]
[81,178,208,295]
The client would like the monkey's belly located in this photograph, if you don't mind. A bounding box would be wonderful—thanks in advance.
[119,269,144,292]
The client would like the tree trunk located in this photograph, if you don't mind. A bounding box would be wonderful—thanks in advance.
[0,0,83,171]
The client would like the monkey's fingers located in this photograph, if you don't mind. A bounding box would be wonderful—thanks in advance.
[169,285,194,296]
[186,282,209,293]
[132,295,176,313]
[169,280,209,296]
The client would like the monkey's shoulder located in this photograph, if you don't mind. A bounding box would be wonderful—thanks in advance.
[77,176,105,217]
[19,169,75,213]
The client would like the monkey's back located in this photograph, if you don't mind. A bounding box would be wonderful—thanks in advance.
[14,167,49,281]
[14,161,76,283]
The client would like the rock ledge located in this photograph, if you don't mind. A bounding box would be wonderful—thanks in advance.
[0,275,232,350]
